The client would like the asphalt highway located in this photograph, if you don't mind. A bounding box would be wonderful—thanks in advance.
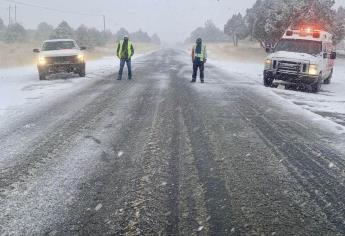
[0,49,344,235]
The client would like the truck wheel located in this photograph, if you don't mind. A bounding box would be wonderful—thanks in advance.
[311,76,322,93]
[323,69,333,84]
[264,77,274,87]
[78,64,86,77]
[39,72,46,80]
[285,84,292,90]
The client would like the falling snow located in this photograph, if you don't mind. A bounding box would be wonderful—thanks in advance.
[95,203,103,211]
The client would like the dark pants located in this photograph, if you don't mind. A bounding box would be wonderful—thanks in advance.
[192,61,204,82]
[118,58,132,80]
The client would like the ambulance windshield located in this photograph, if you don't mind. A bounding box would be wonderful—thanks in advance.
[275,39,322,55]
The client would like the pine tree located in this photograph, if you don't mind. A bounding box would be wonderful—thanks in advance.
[244,0,341,47]
[0,18,5,41]
[189,20,228,43]
[4,23,26,43]
[75,25,89,47]
[87,27,104,47]
[151,34,161,45]
[50,21,74,39]
[130,30,151,43]
[115,28,130,41]
[263,0,292,45]
[333,7,345,43]
[293,0,336,30]
[103,30,114,45]
[35,22,54,41]
[245,0,262,41]
[0,18,4,31]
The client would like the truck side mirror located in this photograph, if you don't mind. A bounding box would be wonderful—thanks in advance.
[80,46,87,50]
[33,49,40,53]
[330,52,337,60]
[323,52,328,59]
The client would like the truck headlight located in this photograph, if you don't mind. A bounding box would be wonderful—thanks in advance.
[265,59,272,69]
[77,54,84,61]
[38,56,46,65]
[308,64,319,76]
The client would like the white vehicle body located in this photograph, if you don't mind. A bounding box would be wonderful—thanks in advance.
[264,27,336,93]
[39,48,82,58]
[34,39,86,80]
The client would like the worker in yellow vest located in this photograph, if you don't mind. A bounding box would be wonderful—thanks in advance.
[191,38,207,83]
[117,35,134,80]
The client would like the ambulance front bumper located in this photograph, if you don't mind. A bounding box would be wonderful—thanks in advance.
[264,70,319,85]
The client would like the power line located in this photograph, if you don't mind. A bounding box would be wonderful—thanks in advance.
[1,0,103,17]
[0,0,120,34]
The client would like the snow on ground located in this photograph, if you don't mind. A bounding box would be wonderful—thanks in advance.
[1,50,345,135]
[210,58,345,130]
[0,55,144,124]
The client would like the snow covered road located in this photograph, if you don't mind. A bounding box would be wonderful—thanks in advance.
[0,49,345,235]
[212,58,345,129]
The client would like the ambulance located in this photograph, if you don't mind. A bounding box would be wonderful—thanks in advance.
[263,27,337,93]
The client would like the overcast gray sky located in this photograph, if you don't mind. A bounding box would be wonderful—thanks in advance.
[0,0,344,42]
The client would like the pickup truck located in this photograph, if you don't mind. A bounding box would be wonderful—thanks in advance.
[33,39,86,80]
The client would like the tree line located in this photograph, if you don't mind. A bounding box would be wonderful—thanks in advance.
[186,20,229,43]
[188,0,345,47]
[0,20,161,48]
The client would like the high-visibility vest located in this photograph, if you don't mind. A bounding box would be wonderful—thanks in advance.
[194,45,206,61]
[118,40,133,58]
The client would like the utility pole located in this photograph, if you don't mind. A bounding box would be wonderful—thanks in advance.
[103,15,106,33]
[14,4,17,23]
[8,5,11,26]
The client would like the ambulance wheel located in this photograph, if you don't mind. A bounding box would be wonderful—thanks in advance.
[39,72,46,80]
[324,69,333,84]
[264,77,274,87]
[311,76,322,93]
[78,64,86,77]
[285,84,294,90]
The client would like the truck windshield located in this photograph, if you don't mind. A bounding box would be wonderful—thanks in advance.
[42,41,77,51]
[275,39,322,55]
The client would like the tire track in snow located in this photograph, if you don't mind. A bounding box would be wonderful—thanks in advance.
[0,80,133,191]
[234,89,345,234]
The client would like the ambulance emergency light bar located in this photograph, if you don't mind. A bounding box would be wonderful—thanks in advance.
[285,27,321,38]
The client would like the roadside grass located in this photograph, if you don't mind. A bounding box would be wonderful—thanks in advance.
[0,42,38,68]
[0,42,159,68]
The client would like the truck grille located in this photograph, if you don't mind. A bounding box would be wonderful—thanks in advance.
[277,61,302,74]
[45,56,78,64]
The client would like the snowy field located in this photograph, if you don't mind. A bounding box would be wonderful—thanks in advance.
[0,55,147,125]
[210,58,345,130]
[0,57,113,116]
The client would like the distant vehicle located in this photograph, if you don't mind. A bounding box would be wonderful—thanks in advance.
[264,27,336,93]
[33,39,86,80]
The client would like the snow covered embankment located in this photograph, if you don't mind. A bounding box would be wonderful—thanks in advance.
[209,58,345,130]
[0,57,114,118]
[0,54,148,124]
